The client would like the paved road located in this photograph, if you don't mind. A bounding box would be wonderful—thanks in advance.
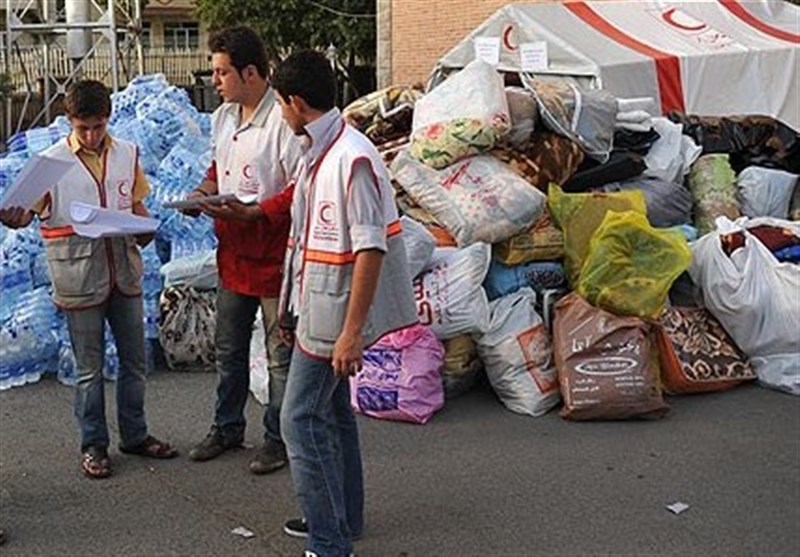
[0,371,798,556]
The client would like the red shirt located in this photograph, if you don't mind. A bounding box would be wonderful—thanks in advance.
[206,161,294,297]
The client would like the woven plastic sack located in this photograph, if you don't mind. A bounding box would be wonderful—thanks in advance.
[548,183,647,288]
[577,211,692,319]
[159,286,216,371]
[350,324,445,424]
[410,59,509,169]
[553,293,668,421]
[412,244,491,340]
[400,216,435,278]
[477,288,560,417]
[391,150,545,246]
[688,154,741,236]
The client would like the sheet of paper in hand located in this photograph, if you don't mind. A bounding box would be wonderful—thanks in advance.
[70,201,160,238]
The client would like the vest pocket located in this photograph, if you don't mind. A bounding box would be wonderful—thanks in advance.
[45,237,99,297]
[307,290,349,342]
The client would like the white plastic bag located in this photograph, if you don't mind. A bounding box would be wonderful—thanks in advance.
[400,216,435,278]
[413,244,491,340]
[249,308,269,405]
[160,249,218,289]
[737,166,798,219]
[391,150,545,246]
[476,287,560,417]
[412,59,509,135]
[644,118,702,185]
[690,217,800,395]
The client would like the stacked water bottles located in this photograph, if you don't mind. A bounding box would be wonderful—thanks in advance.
[0,73,216,390]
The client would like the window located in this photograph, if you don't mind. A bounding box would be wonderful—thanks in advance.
[163,22,199,50]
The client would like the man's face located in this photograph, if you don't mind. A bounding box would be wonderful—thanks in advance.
[211,52,247,103]
[276,93,304,136]
[69,115,108,151]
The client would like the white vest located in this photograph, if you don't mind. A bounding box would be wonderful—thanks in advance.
[281,125,418,358]
[39,137,143,309]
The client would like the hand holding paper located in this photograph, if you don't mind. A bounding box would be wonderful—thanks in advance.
[0,153,77,211]
[69,201,160,239]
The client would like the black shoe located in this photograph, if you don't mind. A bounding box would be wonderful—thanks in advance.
[188,426,243,462]
[283,517,308,539]
[249,439,288,475]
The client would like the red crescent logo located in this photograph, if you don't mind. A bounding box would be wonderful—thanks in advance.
[502,24,517,52]
[662,8,707,32]
[117,180,130,197]
[319,202,335,225]
[242,165,254,179]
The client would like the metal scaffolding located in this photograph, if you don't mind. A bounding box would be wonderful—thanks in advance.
[4,0,144,136]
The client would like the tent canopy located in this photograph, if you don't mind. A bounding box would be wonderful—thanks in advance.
[435,0,799,128]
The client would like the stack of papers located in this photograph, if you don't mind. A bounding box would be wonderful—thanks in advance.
[0,153,78,210]
[70,202,160,239]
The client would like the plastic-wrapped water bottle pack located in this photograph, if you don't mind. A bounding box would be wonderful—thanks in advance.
[0,73,215,389]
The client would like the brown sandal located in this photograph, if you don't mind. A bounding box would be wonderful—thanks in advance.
[81,447,112,479]
[119,435,178,459]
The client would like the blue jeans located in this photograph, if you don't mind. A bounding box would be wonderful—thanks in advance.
[281,349,364,557]
[67,290,148,452]
[214,287,290,443]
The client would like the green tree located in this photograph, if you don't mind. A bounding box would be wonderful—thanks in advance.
[194,0,376,100]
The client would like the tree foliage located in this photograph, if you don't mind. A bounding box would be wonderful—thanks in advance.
[193,0,376,66]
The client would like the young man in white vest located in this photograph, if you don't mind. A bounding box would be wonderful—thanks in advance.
[0,80,177,479]
[272,50,418,557]
[182,26,303,475]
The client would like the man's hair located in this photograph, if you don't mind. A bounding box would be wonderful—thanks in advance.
[64,80,111,119]
[208,26,269,79]
[273,50,337,111]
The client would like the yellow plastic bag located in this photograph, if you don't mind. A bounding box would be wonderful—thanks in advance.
[493,209,564,265]
[577,211,692,319]
[547,183,648,288]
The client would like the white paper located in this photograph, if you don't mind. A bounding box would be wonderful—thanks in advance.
[474,37,500,66]
[162,192,258,210]
[69,201,159,239]
[0,153,78,211]
[520,41,549,72]
[666,501,690,515]
[230,526,255,539]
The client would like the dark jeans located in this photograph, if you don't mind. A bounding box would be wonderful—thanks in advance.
[67,290,148,452]
[213,287,290,443]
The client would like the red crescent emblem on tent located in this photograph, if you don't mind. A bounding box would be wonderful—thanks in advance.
[502,25,517,52]
[662,8,707,32]
[242,165,254,179]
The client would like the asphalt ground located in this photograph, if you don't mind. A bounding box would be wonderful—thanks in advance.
[0,370,798,556]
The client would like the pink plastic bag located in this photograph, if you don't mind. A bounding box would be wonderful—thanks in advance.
[350,324,445,424]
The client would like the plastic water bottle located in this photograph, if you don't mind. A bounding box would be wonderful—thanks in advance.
[103,333,119,382]
[57,339,77,386]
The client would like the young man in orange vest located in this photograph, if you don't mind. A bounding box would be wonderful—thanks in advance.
[272,50,418,557]
[0,80,177,479]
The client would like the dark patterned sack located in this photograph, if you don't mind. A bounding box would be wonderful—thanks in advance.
[656,306,756,394]
[668,112,800,174]
[159,286,217,371]
[490,131,584,192]
[343,85,424,146]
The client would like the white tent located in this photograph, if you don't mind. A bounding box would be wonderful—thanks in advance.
[434,0,799,128]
